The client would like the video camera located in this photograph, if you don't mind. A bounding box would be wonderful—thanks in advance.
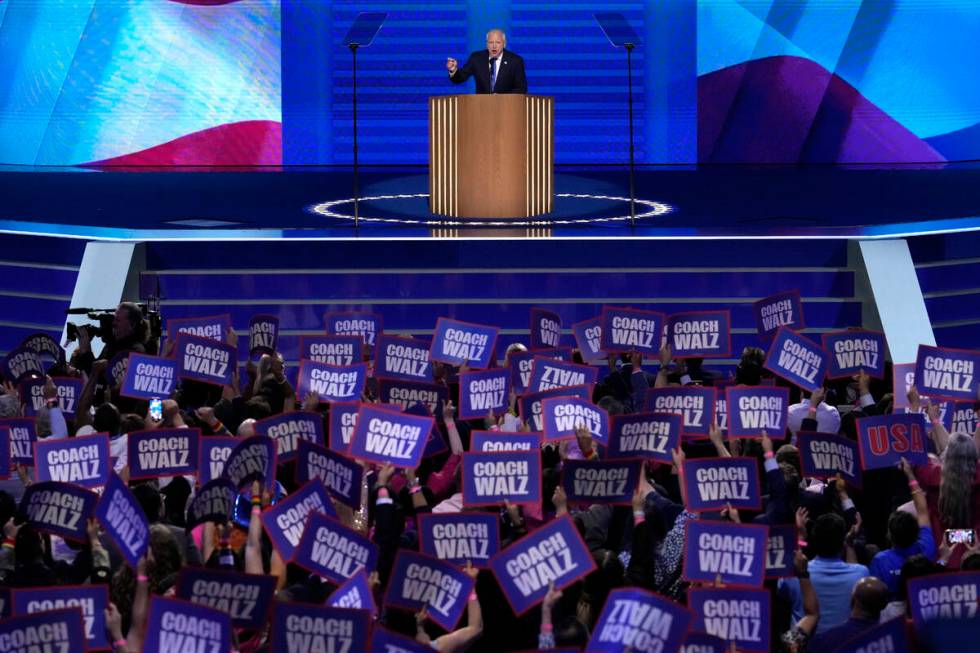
[65,301,163,354]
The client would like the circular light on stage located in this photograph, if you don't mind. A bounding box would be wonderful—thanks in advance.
[310,193,673,227]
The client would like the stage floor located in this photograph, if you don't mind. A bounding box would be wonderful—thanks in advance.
[2,163,979,240]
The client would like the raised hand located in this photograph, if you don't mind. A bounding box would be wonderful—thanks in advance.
[446,57,458,74]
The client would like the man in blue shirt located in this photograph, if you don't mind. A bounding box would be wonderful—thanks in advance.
[869,459,936,597]
[781,511,869,634]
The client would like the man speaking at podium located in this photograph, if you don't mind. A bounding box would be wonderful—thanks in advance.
[446,29,527,94]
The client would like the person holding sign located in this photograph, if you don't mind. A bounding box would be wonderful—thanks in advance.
[869,459,936,596]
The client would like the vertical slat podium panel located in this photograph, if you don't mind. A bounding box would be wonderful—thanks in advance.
[429,96,458,216]
[525,96,553,216]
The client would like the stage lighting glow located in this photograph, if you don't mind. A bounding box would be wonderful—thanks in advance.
[310,193,673,227]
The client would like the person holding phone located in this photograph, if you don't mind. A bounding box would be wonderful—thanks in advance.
[869,458,937,597]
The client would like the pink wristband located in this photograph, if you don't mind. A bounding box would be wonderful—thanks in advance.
[468,591,478,602]
[930,418,941,427]
[409,485,422,495]
[137,574,149,583]
[114,638,127,649]
[764,451,775,460]
[540,623,553,632]
[908,480,920,489]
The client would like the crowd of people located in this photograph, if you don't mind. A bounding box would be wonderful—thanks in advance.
[0,301,978,652]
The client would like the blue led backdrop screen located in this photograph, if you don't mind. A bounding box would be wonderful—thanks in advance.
[0,0,978,166]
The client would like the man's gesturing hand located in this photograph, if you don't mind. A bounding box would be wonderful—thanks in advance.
[446,57,458,74]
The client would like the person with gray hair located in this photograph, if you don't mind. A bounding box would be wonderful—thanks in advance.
[446,28,527,94]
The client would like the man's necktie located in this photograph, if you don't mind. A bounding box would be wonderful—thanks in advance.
[489,57,497,91]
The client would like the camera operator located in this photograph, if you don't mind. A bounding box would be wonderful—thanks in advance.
[70,302,149,376]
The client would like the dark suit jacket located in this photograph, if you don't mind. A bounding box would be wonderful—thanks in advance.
[450,49,527,94]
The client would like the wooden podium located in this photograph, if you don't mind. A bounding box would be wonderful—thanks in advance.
[429,94,553,218]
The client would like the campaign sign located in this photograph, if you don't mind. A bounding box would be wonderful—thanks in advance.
[370,628,431,653]
[20,332,63,364]
[176,567,276,629]
[458,368,511,420]
[527,357,599,395]
[107,352,129,388]
[262,479,336,562]
[176,333,237,386]
[293,512,379,584]
[681,632,727,653]
[903,399,954,435]
[383,550,475,631]
[470,430,541,453]
[725,386,789,438]
[3,417,36,465]
[19,481,96,541]
[127,428,199,480]
[765,525,797,579]
[542,396,609,444]
[22,376,82,419]
[13,584,108,650]
[572,317,605,363]
[166,314,231,342]
[914,344,980,401]
[587,587,692,653]
[223,435,277,489]
[509,348,573,394]
[600,307,666,355]
[462,451,542,507]
[348,404,432,469]
[763,327,828,393]
[325,311,382,349]
[528,308,561,350]
[301,335,362,366]
[682,520,767,587]
[822,329,886,379]
[418,513,500,568]
[249,313,279,355]
[666,311,732,358]
[2,346,44,383]
[298,360,366,403]
[608,412,681,464]
[198,436,240,485]
[328,401,360,451]
[834,618,909,653]
[892,362,917,409]
[715,382,731,433]
[95,473,149,567]
[754,290,804,339]
[430,318,499,369]
[0,428,7,479]
[490,515,597,616]
[377,378,448,416]
[907,571,980,629]
[327,570,377,616]
[644,387,716,438]
[520,385,592,433]
[856,413,928,471]
[561,458,642,505]
[255,411,324,463]
[186,478,237,529]
[798,432,862,487]
[120,352,177,400]
[145,596,231,653]
[689,587,770,653]
[681,458,762,512]
[271,602,369,653]
[34,433,110,488]
[296,440,363,508]
[376,335,433,382]
[0,609,84,653]
[952,402,978,435]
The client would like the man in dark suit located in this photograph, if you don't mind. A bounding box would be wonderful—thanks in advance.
[446,29,527,94]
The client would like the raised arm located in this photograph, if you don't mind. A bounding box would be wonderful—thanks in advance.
[430,562,483,653]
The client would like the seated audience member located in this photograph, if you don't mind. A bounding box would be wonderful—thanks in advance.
[808,577,889,651]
